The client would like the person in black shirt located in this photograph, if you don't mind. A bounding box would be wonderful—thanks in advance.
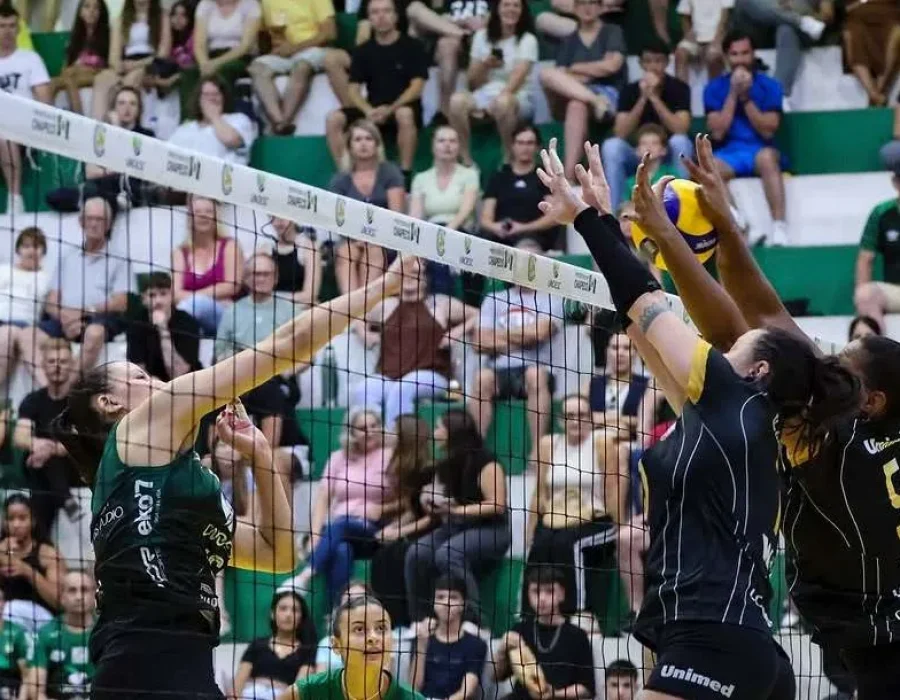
[410,576,487,700]
[325,0,428,178]
[479,124,561,252]
[13,338,79,531]
[601,42,693,210]
[494,567,594,700]
[126,271,202,383]
[537,138,863,699]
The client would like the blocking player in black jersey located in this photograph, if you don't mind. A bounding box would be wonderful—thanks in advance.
[653,134,900,700]
[536,138,859,700]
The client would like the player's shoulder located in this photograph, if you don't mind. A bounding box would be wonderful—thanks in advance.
[869,198,899,221]
[297,669,337,694]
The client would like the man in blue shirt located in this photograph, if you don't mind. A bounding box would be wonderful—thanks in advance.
[704,30,789,245]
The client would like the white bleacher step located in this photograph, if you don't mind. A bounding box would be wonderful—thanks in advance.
[797,314,900,345]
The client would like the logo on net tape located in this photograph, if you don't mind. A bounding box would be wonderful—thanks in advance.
[436,228,446,258]
[548,261,562,290]
[573,270,597,295]
[527,254,537,282]
[360,204,376,237]
[92,124,107,157]
[287,185,317,213]
[335,197,347,228]
[126,136,146,172]
[251,172,269,206]
[31,108,70,141]
[458,235,474,268]
[166,150,202,180]
[487,246,514,272]
[393,218,420,245]
[221,164,234,196]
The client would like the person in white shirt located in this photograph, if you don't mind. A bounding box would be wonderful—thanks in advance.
[0,5,51,215]
[0,226,51,389]
[674,0,732,82]
[168,74,257,165]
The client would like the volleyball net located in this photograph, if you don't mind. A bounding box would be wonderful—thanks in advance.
[0,91,846,699]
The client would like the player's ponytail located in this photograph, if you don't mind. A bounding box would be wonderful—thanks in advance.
[50,366,117,487]
[753,327,860,456]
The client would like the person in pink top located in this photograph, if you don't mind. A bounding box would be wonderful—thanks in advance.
[295,409,398,602]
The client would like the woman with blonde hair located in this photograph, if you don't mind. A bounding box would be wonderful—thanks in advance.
[329,120,406,294]
[171,194,245,334]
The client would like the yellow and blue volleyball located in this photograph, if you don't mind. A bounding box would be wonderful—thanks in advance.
[631,179,717,271]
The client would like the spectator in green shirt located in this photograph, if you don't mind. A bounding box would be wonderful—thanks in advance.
[853,172,900,327]
[0,587,31,700]
[29,570,95,700]
[623,124,682,199]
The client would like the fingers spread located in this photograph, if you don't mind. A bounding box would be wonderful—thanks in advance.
[536,167,553,188]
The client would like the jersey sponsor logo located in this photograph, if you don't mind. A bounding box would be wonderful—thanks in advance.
[202,523,231,548]
[70,646,88,664]
[91,505,123,541]
[660,665,735,697]
[134,480,158,536]
[49,649,65,663]
[139,546,166,587]
[887,229,899,243]
[864,436,900,455]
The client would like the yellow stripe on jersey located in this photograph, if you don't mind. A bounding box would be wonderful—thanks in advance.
[686,339,713,404]
[638,459,650,516]
[781,423,811,468]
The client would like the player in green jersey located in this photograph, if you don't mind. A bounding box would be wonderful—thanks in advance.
[0,588,31,700]
[55,256,412,699]
[28,570,95,700]
[278,595,424,700]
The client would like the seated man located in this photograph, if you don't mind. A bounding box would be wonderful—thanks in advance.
[493,567,595,700]
[605,660,639,700]
[39,196,129,372]
[467,282,563,463]
[705,30,788,245]
[249,0,338,135]
[853,171,900,327]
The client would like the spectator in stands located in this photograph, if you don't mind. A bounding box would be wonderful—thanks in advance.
[539,0,626,179]
[168,75,257,165]
[409,576,487,699]
[13,338,79,532]
[468,283,563,461]
[40,197,129,373]
[0,4,50,216]
[623,125,681,195]
[126,271,202,382]
[0,227,50,390]
[232,590,317,700]
[350,258,474,428]
[449,0,539,165]
[312,580,372,673]
[193,0,261,89]
[493,567,595,700]
[674,0,729,82]
[261,218,322,306]
[15,0,60,33]
[848,315,882,342]
[295,410,397,603]
[604,660,638,699]
[405,409,509,626]
[479,123,561,252]
[325,0,427,178]
[842,0,899,107]
[329,120,406,294]
[0,493,64,632]
[29,569,95,700]
[249,0,337,135]
[881,102,900,173]
[733,0,830,109]
[525,394,621,618]
[369,415,436,628]
[47,0,109,115]
[853,174,900,327]
[602,41,692,212]
[706,30,789,245]
[172,195,246,334]
[90,0,169,123]
[0,588,29,699]
[145,1,196,97]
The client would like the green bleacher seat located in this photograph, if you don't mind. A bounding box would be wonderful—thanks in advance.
[31,31,69,77]
[296,407,346,480]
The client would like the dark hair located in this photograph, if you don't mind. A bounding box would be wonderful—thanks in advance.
[142,271,173,292]
[67,0,111,68]
[0,4,18,19]
[512,122,541,146]
[486,0,533,43]
[848,315,882,341]
[641,38,671,57]
[188,75,235,121]
[120,0,163,57]
[15,226,47,254]
[51,364,117,487]
[635,123,668,146]
[846,335,900,421]
[388,414,431,505]
[606,659,638,680]
[525,565,567,590]
[169,0,195,49]
[433,574,467,597]
[435,409,490,501]
[2,493,46,543]
[331,594,386,637]
[752,327,860,456]
[269,590,317,646]
[722,29,754,52]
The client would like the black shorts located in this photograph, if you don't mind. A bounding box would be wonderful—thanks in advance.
[492,366,556,401]
[240,377,288,419]
[841,642,900,700]
[646,622,795,700]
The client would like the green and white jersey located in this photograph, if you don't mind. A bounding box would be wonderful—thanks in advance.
[30,618,93,700]
[296,669,425,700]
[0,621,30,699]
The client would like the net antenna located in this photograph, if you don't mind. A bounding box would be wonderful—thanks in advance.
[0,92,840,355]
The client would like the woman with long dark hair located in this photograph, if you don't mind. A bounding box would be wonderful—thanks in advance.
[403,408,510,628]
[52,257,410,699]
[48,0,110,114]
[537,138,861,699]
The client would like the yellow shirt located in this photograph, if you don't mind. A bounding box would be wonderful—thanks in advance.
[17,18,33,51]
[262,0,334,46]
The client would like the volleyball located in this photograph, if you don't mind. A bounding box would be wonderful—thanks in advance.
[630,179,718,271]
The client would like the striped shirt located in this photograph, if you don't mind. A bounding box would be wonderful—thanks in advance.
[634,340,782,650]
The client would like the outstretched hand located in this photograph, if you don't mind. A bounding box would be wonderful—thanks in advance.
[215,400,270,462]
[682,134,736,234]
[380,253,419,297]
[628,153,680,244]
[536,138,589,225]
[574,141,612,215]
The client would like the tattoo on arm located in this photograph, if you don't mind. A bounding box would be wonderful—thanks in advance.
[637,301,668,334]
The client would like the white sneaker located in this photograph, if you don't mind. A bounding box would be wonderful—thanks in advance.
[799,15,825,41]
[770,220,789,246]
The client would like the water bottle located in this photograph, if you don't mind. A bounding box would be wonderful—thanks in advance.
[321,345,339,408]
